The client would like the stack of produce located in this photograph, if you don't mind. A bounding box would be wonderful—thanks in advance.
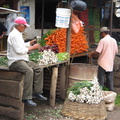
[30,26,89,65]
[29,49,70,65]
[44,27,89,55]
[67,77,104,104]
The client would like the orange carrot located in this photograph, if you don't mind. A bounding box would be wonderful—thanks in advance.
[45,27,89,55]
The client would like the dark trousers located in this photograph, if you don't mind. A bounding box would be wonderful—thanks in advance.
[97,66,114,91]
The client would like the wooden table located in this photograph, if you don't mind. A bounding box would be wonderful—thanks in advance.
[0,60,69,108]
[70,51,93,64]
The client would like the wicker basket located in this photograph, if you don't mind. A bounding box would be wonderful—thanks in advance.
[61,99,107,120]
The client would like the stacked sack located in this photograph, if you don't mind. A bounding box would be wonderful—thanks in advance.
[103,91,117,112]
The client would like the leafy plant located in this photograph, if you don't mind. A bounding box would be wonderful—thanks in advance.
[67,81,93,96]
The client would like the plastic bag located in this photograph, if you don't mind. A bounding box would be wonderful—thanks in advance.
[71,13,82,34]
[106,102,115,112]
[4,13,17,35]
[102,91,117,104]
[70,0,87,11]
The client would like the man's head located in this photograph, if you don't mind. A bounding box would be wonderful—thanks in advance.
[14,16,30,32]
[100,27,110,38]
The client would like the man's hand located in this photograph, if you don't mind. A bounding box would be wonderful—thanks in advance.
[28,43,40,51]
[88,51,99,59]
[32,43,40,49]
[88,51,94,58]
[30,39,37,45]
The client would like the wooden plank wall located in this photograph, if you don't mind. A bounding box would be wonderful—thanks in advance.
[0,69,24,120]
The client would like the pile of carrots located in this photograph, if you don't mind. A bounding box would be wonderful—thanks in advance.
[45,27,89,55]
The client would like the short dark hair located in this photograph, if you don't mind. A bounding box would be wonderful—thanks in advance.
[103,31,109,34]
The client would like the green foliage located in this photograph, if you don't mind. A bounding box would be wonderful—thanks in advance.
[67,81,93,96]
[115,94,120,105]
[103,86,109,91]
[0,56,8,66]
[40,29,56,46]
[29,50,43,63]
[100,85,109,91]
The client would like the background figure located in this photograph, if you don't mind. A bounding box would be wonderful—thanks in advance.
[89,26,118,91]
[7,16,47,107]
[0,22,7,39]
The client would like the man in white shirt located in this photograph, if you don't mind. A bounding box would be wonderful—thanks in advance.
[89,27,118,91]
[7,17,47,107]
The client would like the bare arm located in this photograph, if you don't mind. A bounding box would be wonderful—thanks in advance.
[28,43,40,51]
[0,31,7,39]
[89,51,99,59]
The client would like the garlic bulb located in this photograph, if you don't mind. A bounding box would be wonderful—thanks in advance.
[38,49,58,65]
[68,77,104,104]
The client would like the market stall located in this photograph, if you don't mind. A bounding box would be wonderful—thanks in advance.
[0,0,91,107]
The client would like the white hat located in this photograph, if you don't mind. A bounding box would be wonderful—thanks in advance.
[100,27,110,32]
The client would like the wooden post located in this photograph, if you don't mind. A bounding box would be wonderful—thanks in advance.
[110,0,113,36]
[50,67,58,107]
[59,65,67,99]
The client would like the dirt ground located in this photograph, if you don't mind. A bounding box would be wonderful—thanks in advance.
[24,87,120,120]
[0,88,120,120]
[24,98,120,120]
[0,96,120,120]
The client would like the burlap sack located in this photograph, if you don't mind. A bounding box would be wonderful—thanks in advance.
[102,91,117,104]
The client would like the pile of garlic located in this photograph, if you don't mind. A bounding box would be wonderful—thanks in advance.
[38,49,58,65]
[68,77,104,104]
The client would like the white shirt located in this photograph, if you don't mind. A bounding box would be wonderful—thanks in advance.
[7,28,31,66]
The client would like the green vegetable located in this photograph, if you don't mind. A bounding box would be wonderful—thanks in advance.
[56,52,70,61]
[67,81,93,96]
[29,50,43,63]
[0,56,8,66]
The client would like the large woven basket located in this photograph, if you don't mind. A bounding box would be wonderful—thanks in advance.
[61,99,107,120]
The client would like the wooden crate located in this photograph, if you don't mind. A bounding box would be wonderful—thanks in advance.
[43,65,68,100]
[0,67,24,120]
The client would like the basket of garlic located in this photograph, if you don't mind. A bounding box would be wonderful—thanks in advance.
[61,77,107,120]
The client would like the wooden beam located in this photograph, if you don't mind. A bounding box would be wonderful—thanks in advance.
[0,96,23,109]
[0,79,23,99]
[50,67,58,107]
[0,104,24,120]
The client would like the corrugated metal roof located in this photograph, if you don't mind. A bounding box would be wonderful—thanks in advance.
[0,7,25,14]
